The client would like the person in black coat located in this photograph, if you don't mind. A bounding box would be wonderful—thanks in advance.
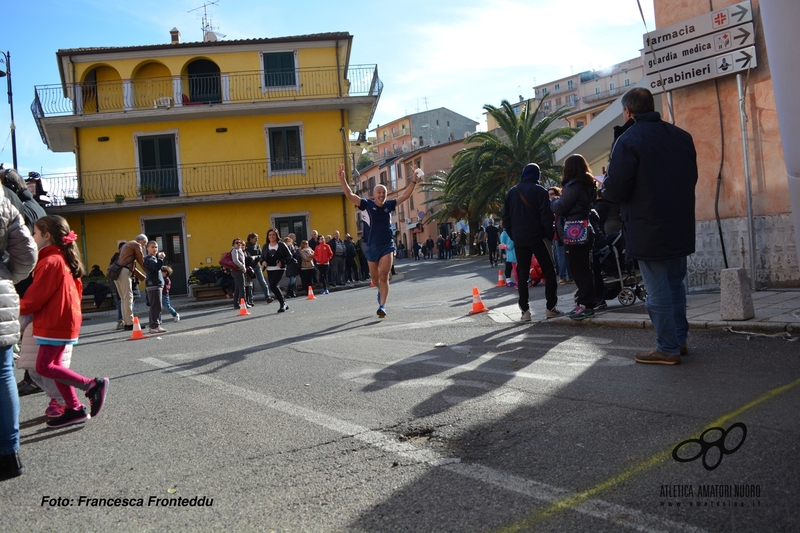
[603,88,698,365]
[501,163,563,321]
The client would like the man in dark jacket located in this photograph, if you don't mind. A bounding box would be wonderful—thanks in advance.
[502,163,563,322]
[603,88,698,365]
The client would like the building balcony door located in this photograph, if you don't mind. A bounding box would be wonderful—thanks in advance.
[187,59,221,104]
[275,215,308,242]
[138,134,179,197]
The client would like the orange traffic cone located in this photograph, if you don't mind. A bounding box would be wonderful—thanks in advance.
[238,298,251,316]
[496,270,506,287]
[468,286,490,314]
[306,286,316,300]
[126,316,147,341]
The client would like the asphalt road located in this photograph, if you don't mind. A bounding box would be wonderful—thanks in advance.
[3,257,799,532]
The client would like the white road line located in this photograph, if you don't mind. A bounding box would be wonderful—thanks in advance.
[140,356,707,533]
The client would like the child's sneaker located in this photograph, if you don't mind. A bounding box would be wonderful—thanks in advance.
[45,399,65,418]
[173,314,180,322]
[46,406,90,428]
[86,377,109,418]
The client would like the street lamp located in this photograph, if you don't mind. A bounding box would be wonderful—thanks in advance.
[0,51,17,170]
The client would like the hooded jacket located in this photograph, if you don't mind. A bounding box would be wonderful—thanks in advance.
[603,111,697,261]
[502,164,554,247]
[0,189,38,347]
[20,245,82,342]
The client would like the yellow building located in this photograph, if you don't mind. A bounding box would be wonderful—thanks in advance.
[33,30,381,295]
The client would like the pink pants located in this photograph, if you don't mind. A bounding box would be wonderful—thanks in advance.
[35,345,91,410]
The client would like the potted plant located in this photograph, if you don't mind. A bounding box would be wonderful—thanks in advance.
[64,196,85,205]
[114,194,125,204]
[138,183,160,200]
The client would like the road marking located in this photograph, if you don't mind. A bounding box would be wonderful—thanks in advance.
[504,375,800,531]
[141,356,709,532]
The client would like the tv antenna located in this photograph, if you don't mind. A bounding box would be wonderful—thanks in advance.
[188,1,226,41]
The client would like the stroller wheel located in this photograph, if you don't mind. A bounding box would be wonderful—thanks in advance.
[634,285,647,302]
[618,288,636,307]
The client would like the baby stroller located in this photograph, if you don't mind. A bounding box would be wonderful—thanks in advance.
[593,230,646,306]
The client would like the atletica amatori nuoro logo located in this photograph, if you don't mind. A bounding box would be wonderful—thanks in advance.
[672,422,747,471]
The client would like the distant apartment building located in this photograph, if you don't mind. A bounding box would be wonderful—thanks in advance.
[370,108,477,162]
[533,56,644,129]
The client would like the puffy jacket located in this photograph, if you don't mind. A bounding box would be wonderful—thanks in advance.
[144,254,164,288]
[603,111,698,261]
[20,245,81,342]
[551,179,595,242]
[502,164,554,246]
[0,191,37,347]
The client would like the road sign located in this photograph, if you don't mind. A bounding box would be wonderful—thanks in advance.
[644,23,754,75]
[643,1,752,53]
[647,46,757,94]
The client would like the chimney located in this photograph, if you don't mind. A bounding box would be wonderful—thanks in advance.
[170,28,181,45]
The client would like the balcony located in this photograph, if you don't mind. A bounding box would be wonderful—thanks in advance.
[392,129,409,139]
[32,65,383,151]
[583,88,621,104]
[40,154,344,210]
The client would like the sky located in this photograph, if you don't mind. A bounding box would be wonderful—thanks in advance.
[0,0,655,176]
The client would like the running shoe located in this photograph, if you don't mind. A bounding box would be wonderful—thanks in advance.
[377,306,386,318]
[86,378,109,418]
[46,406,90,428]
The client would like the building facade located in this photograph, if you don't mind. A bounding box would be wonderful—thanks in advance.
[32,31,381,294]
[370,108,477,162]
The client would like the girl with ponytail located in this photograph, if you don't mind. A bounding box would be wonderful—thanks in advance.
[20,216,109,428]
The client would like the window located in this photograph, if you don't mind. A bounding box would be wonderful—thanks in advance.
[409,195,415,210]
[595,87,601,95]
[418,136,424,146]
[361,180,367,193]
[396,163,403,181]
[275,215,307,242]
[436,120,439,125]
[576,120,585,127]
[569,94,577,105]
[368,176,375,191]
[390,165,397,190]
[514,106,520,115]
[380,171,387,185]
[624,78,631,87]
[541,87,548,95]
[262,51,296,87]
[555,97,562,106]
[137,134,179,196]
[610,82,616,91]
[268,126,302,171]
[567,80,573,90]
[382,131,387,142]
[447,121,450,126]
[554,83,560,91]
[406,162,414,183]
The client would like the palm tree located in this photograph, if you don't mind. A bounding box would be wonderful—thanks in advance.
[425,99,575,248]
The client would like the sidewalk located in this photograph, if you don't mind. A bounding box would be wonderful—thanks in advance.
[490,288,800,334]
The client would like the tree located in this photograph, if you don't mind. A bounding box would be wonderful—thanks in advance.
[425,99,575,250]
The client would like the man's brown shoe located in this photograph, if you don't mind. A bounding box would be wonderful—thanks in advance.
[680,344,688,356]
[635,349,681,365]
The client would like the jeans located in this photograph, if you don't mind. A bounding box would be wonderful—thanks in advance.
[0,345,19,454]
[638,257,689,355]
[162,292,178,317]
[331,256,345,285]
[231,270,245,307]
[252,265,272,298]
[147,287,163,329]
[554,242,571,280]
[515,239,558,312]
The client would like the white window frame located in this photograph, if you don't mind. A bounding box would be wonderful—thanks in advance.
[263,121,306,178]
[259,50,300,93]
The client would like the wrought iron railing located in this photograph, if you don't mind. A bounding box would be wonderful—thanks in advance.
[583,88,621,104]
[33,65,381,117]
[40,155,345,205]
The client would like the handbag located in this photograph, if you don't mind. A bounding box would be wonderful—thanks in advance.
[219,251,237,270]
[106,262,123,281]
[563,219,590,245]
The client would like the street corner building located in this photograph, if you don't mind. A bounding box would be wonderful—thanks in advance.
[32,29,382,296]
